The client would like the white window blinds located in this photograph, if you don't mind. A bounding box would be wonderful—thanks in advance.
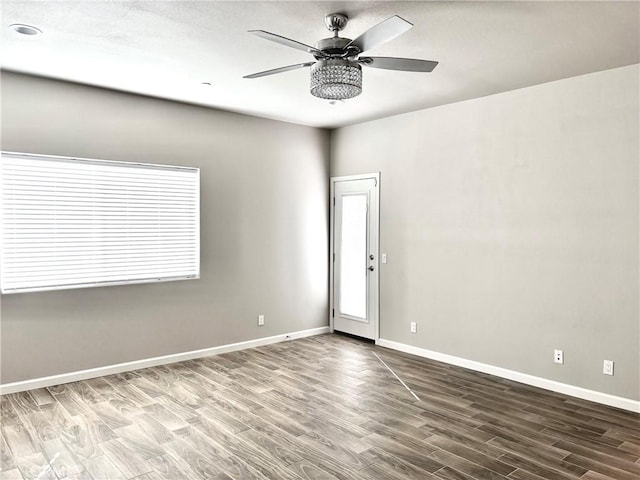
[1,152,200,293]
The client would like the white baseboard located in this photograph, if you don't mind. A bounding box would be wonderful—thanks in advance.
[0,326,330,395]
[377,338,640,413]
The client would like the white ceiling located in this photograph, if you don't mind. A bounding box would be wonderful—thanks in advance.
[1,1,638,128]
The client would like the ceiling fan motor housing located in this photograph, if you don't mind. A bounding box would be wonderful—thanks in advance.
[314,37,358,59]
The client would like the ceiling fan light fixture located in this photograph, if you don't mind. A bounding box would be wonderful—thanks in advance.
[246,13,437,100]
[310,59,362,100]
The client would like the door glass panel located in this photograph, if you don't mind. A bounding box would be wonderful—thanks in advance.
[340,194,367,319]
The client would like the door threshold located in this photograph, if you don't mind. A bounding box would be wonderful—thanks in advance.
[332,330,376,344]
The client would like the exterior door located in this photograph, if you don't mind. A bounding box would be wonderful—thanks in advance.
[330,173,379,340]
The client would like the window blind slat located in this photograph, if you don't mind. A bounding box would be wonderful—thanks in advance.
[4,257,196,267]
[6,264,199,278]
[1,152,200,293]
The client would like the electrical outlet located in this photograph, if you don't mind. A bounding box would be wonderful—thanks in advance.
[554,349,563,364]
[257,315,265,326]
[410,322,417,333]
[603,360,614,376]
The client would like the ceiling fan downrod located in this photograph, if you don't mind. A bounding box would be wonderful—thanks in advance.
[316,13,356,58]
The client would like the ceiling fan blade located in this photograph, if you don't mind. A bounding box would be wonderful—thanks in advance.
[248,30,322,55]
[243,62,315,79]
[361,56,438,72]
[347,15,413,53]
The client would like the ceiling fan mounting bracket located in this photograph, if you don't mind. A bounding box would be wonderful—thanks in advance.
[324,13,348,33]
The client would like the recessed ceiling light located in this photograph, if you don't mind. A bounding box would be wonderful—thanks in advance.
[9,24,42,36]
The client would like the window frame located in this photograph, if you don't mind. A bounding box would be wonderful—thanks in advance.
[1,151,200,294]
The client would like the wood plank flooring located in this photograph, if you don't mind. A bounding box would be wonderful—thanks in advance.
[1,333,639,479]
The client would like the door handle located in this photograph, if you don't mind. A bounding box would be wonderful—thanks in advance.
[368,266,375,271]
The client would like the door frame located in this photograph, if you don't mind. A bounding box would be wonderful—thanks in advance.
[329,172,380,343]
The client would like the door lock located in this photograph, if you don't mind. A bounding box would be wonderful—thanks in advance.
[368,266,375,271]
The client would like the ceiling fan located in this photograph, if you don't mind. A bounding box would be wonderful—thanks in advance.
[243,13,438,101]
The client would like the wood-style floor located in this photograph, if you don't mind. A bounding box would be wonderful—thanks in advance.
[1,333,639,480]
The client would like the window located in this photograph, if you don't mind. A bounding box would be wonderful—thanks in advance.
[1,152,200,293]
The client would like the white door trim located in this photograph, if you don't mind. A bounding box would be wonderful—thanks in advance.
[329,172,380,342]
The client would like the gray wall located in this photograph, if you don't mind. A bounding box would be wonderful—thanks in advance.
[331,65,639,400]
[0,71,330,384]
[2,65,638,402]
